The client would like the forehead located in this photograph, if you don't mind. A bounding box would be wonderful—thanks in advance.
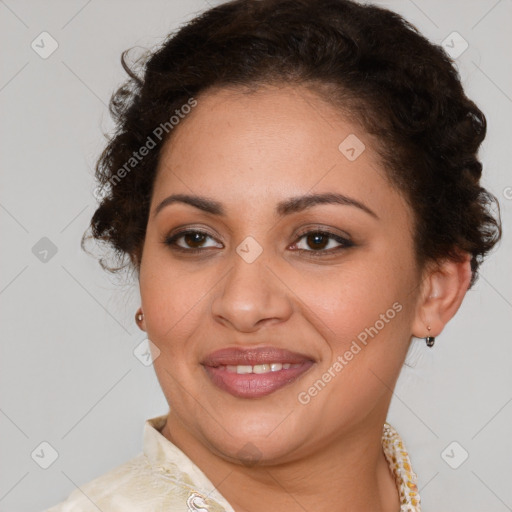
[152,85,405,220]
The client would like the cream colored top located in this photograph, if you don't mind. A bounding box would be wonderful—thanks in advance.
[45,414,421,511]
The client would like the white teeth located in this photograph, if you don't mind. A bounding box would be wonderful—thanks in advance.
[253,364,270,374]
[223,362,300,374]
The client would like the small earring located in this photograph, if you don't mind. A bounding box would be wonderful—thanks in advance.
[135,308,144,326]
[425,325,435,347]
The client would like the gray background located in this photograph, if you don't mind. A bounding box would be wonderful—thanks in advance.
[0,1,511,511]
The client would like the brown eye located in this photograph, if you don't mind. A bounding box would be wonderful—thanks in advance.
[292,230,354,256]
[305,232,330,250]
[182,232,207,248]
[164,230,222,252]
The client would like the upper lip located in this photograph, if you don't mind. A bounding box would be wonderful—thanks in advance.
[202,346,314,367]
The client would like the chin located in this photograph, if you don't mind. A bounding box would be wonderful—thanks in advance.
[200,411,309,465]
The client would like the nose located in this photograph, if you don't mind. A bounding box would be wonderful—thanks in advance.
[210,249,293,333]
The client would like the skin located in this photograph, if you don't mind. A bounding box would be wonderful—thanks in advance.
[136,84,471,512]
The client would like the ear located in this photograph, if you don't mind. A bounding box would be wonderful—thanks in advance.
[412,252,472,338]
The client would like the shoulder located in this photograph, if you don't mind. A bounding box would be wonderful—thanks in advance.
[43,453,224,512]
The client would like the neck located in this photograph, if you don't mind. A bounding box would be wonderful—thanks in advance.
[160,413,401,512]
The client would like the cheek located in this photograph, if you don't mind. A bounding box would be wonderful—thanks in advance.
[139,264,208,406]
[139,249,201,354]
[295,254,414,345]
[291,258,415,418]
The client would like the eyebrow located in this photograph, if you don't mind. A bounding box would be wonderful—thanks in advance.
[154,192,378,219]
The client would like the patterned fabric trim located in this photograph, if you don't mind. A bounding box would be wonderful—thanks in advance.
[382,422,421,512]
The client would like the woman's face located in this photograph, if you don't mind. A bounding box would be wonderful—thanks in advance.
[139,84,424,464]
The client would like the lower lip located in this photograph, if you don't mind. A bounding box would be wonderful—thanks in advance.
[203,362,314,398]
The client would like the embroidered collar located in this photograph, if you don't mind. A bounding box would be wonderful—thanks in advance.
[382,422,421,511]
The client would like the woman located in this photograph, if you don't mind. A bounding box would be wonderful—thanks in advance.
[46,0,501,510]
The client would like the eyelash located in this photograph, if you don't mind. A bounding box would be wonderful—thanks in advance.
[163,228,354,257]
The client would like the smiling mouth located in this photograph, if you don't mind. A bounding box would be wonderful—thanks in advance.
[202,346,315,398]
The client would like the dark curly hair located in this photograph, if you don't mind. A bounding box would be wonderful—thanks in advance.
[85,0,502,287]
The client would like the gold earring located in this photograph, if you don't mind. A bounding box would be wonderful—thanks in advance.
[425,325,435,347]
[135,308,144,326]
